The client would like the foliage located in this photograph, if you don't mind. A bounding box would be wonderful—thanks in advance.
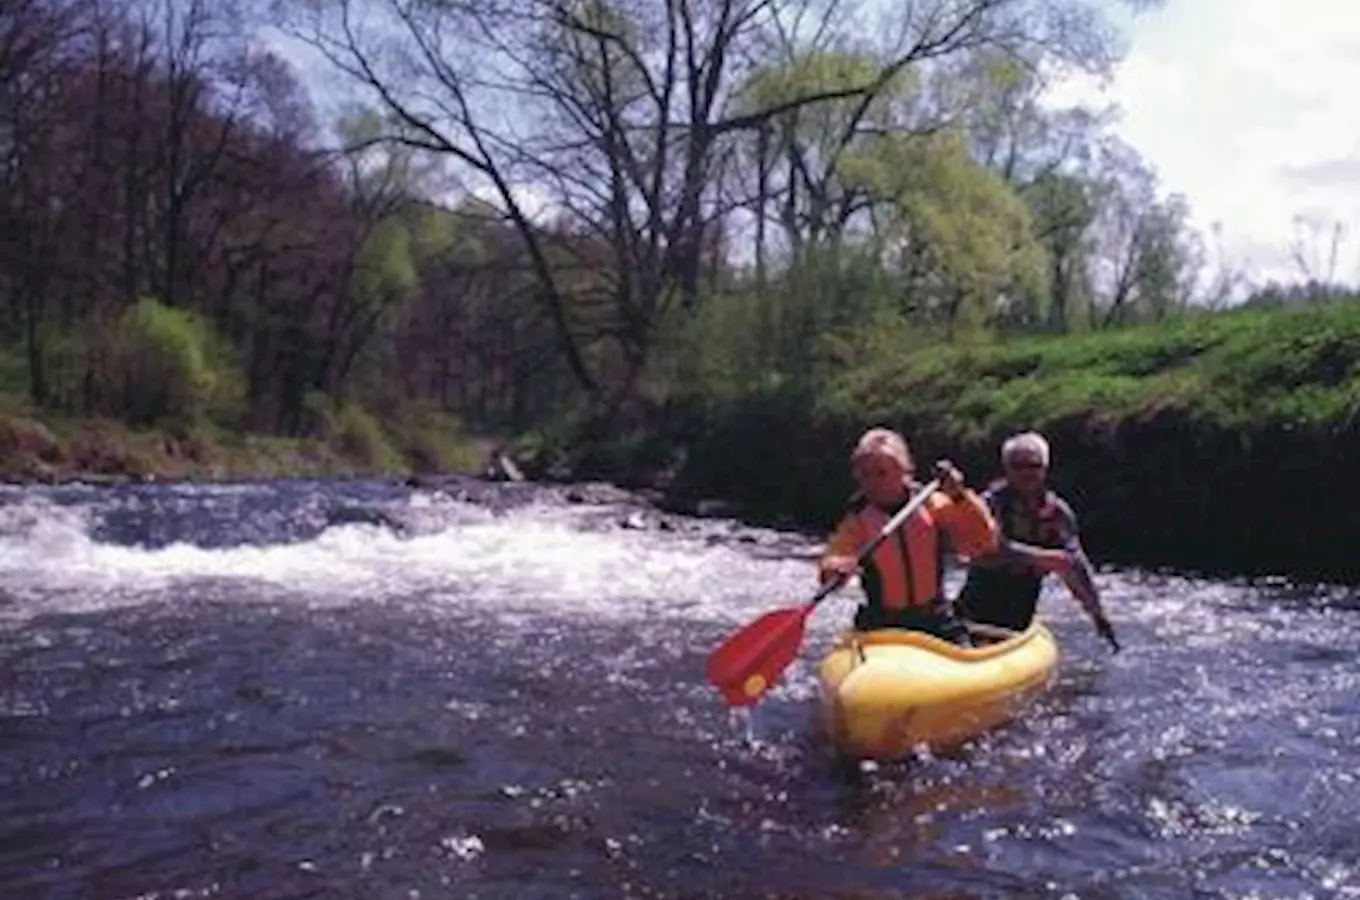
[35,299,245,429]
[385,400,482,473]
[111,298,246,428]
[819,296,1360,434]
[841,129,1049,334]
[659,245,898,400]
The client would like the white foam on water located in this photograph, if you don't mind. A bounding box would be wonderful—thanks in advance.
[3,489,1347,651]
[0,494,817,625]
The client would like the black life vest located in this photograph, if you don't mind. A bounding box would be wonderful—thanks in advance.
[955,481,1068,628]
[992,480,1067,552]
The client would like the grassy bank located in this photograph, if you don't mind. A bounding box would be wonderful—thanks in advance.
[536,296,1360,583]
[8,294,1360,583]
[0,401,493,485]
[823,297,1360,433]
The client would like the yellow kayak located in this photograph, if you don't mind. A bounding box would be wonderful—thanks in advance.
[816,621,1059,760]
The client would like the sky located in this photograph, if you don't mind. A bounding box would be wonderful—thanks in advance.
[1043,0,1360,289]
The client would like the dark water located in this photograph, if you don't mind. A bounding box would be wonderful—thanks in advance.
[0,478,1356,899]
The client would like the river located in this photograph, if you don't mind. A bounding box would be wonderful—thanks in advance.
[0,477,1355,899]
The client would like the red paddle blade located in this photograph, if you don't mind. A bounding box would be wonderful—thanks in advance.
[705,605,813,706]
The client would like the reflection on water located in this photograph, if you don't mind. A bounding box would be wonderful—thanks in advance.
[0,479,1356,899]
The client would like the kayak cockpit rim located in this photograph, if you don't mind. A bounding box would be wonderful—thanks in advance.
[832,619,1051,663]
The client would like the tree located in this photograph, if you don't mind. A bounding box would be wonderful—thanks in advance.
[1086,140,1199,326]
[0,0,85,403]
[279,0,1160,412]
[842,128,1047,337]
[1022,171,1097,330]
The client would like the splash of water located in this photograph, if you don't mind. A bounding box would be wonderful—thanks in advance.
[0,490,817,627]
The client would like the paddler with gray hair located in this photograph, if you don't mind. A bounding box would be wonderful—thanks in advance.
[954,431,1120,652]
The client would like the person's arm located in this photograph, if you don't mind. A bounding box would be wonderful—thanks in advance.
[1054,499,1120,652]
[818,514,865,584]
[963,490,1065,572]
[975,537,1069,572]
[931,486,1000,562]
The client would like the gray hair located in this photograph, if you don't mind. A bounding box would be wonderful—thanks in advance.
[1001,431,1050,466]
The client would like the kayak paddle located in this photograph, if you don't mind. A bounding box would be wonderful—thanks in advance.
[705,478,943,706]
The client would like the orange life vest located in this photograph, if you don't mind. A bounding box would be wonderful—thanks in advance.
[823,487,997,612]
[845,498,948,610]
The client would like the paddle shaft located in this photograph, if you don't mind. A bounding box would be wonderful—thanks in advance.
[809,477,942,610]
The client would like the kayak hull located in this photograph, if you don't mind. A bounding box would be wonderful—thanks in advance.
[816,621,1060,760]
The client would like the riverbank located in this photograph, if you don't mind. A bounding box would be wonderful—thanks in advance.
[5,297,1359,584]
[0,406,496,485]
[517,297,1360,585]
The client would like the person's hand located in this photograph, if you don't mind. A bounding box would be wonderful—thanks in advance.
[820,554,860,584]
[1094,614,1120,653]
[934,459,966,499]
[1038,549,1074,575]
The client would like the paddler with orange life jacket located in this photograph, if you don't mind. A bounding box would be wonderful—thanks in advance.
[818,428,1000,646]
[954,431,1120,652]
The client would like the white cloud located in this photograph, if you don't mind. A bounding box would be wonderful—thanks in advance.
[1043,0,1360,289]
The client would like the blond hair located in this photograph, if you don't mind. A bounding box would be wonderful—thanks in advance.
[851,427,913,472]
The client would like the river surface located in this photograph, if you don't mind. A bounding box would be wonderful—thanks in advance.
[0,477,1356,900]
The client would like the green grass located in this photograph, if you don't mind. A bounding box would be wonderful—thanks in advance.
[7,294,1360,486]
[819,298,1360,435]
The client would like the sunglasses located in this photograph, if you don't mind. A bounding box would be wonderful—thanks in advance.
[1007,460,1045,470]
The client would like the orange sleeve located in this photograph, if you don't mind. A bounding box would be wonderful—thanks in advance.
[818,513,864,577]
[929,489,999,560]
